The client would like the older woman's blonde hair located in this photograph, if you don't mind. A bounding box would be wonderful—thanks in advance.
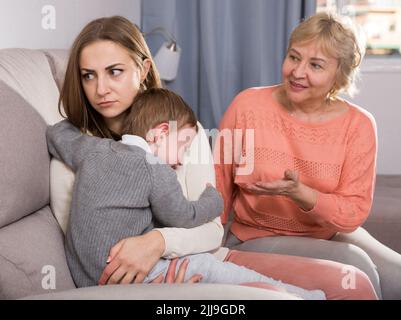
[288,12,365,99]
[59,16,162,139]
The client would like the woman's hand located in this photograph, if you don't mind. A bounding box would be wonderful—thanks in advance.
[245,170,300,196]
[151,258,203,284]
[244,169,317,211]
[98,230,165,285]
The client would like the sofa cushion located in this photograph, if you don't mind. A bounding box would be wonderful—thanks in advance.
[0,80,50,228]
[23,283,299,300]
[0,206,76,299]
[50,159,75,234]
[42,49,69,92]
[0,48,62,125]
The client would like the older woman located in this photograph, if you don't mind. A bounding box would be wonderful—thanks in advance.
[215,12,401,299]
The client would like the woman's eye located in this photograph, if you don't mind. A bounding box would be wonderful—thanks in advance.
[82,73,94,81]
[110,69,123,76]
[289,55,299,62]
[311,63,322,70]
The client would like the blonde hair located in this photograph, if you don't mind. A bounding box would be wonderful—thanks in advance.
[122,88,198,139]
[288,12,365,99]
[59,16,162,139]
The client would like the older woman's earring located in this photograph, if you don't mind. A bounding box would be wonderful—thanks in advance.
[328,87,337,100]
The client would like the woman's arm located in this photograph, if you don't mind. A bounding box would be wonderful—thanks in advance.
[299,115,377,232]
[98,230,165,285]
[246,114,378,233]
[154,217,224,259]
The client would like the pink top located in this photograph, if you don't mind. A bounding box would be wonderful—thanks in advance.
[215,86,377,241]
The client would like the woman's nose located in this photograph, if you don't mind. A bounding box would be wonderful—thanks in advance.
[96,76,110,96]
[292,62,307,79]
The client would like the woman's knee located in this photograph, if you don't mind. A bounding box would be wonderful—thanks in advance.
[232,236,381,298]
[337,265,378,300]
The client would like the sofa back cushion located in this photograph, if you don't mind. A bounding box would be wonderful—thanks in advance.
[42,49,69,92]
[0,80,51,228]
[0,49,63,125]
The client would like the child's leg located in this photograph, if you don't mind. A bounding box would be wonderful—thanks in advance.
[143,259,172,283]
[181,253,326,300]
[224,250,378,300]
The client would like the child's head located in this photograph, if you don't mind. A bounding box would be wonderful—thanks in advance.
[122,88,198,168]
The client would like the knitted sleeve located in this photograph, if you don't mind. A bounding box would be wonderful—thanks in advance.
[46,119,107,171]
[149,161,224,228]
[152,121,224,258]
[306,114,378,232]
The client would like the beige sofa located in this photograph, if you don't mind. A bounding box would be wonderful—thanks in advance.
[0,48,299,300]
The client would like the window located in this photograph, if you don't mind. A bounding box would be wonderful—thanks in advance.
[317,0,401,56]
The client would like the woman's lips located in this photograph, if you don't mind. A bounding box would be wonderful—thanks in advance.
[289,80,307,92]
[98,101,117,108]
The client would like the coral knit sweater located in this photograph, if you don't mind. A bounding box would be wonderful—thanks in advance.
[215,86,377,241]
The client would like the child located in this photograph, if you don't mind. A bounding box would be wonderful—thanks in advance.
[46,88,325,299]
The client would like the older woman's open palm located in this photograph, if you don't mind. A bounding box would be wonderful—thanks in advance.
[244,170,317,212]
[245,170,300,196]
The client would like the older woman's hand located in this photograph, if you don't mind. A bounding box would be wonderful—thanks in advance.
[245,170,300,196]
[244,170,317,211]
[98,230,165,285]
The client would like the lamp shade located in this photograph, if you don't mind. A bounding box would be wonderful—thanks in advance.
[154,41,181,81]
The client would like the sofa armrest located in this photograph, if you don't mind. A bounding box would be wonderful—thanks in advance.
[22,283,300,300]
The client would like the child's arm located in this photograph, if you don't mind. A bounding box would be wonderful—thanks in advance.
[46,119,106,171]
[154,122,224,258]
[148,161,223,229]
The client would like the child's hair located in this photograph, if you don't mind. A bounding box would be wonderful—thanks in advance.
[122,88,198,139]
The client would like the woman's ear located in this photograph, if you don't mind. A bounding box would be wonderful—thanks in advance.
[141,58,152,82]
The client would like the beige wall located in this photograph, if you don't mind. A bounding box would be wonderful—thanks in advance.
[0,0,141,49]
[348,57,401,175]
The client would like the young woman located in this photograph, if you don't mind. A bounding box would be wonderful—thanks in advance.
[54,15,377,299]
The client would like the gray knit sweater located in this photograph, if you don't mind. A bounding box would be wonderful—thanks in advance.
[46,120,223,287]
